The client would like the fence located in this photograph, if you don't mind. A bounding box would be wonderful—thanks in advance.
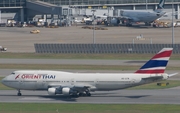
[34,43,180,54]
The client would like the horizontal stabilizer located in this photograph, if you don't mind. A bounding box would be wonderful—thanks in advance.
[168,73,178,78]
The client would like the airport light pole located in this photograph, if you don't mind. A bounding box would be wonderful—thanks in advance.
[172,0,174,46]
[0,10,1,23]
[68,0,71,26]
[92,9,96,44]
[92,9,96,53]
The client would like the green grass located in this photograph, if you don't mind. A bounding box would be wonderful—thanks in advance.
[0,64,179,70]
[0,52,180,60]
[0,103,180,113]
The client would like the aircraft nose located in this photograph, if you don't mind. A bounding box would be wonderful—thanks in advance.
[1,77,7,85]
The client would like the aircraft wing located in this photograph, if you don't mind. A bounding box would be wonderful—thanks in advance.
[48,83,95,92]
[70,85,93,92]
[120,16,131,20]
[120,16,140,22]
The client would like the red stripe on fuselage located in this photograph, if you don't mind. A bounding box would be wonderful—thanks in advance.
[15,74,20,79]
[151,50,172,59]
[135,69,164,74]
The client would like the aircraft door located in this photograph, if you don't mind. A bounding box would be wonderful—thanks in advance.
[71,78,76,85]
[94,79,99,85]
[17,74,23,89]
[131,79,136,84]
[95,78,101,88]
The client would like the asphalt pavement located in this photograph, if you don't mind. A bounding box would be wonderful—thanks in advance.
[1,89,180,104]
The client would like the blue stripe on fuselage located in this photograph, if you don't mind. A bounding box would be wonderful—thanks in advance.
[140,60,168,69]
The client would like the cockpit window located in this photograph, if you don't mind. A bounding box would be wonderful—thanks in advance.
[11,72,15,74]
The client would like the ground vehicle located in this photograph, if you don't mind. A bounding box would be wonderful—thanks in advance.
[0,46,7,51]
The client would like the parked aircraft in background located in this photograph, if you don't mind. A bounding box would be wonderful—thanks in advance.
[119,0,166,26]
[1,48,177,97]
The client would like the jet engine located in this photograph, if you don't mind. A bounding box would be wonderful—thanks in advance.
[48,87,74,96]
[107,17,120,26]
[62,87,73,95]
[48,88,56,95]
[47,87,62,95]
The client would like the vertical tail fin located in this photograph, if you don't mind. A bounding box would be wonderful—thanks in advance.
[135,48,173,74]
[157,0,165,9]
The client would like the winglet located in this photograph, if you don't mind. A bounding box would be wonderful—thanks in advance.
[135,48,173,74]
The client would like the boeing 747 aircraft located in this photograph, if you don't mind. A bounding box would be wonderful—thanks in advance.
[120,0,166,26]
[1,48,177,97]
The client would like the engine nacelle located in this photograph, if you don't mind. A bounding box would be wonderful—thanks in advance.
[48,87,62,95]
[62,87,75,96]
[62,87,71,95]
[48,87,74,96]
[48,88,56,95]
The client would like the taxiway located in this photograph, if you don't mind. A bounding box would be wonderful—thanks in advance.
[0,89,180,104]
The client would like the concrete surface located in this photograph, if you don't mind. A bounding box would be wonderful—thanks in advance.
[0,26,180,52]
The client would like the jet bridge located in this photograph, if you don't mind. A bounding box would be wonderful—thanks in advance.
[26,0,62,15]
[26,0,74,25]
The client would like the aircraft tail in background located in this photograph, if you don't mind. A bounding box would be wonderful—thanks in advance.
[157,0,165,9]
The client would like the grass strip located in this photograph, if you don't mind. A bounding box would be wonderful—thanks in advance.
[0,64,179,70]
[0,52,180,60]
[0,103,180,113]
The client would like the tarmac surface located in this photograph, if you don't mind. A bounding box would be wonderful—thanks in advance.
[1,89,180,104]
[0,59,179,66]
[0,58,179,104]
[1,59,142,65]
[0,25,180,104]
[0,25,180,52]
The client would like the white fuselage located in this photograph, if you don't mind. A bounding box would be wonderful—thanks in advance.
[121,10,166,22]
[2,70,166,91]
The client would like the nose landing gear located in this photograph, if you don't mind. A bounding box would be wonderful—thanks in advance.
[17,90,22,96]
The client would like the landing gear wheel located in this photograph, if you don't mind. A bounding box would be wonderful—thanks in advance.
[126,23,132,27]
[87,93,91,96]
[79,93,83,96]
[145,22,151,26]
[17,93,22,96]
[70,93,79,98]
[17,90,22,96]
[85,89,91,96]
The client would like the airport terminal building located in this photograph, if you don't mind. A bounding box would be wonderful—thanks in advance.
[0,0,180,23]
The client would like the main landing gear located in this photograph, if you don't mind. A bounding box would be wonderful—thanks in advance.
[17,90,22,96]
[145,22,151,26]
[86,91,91,96]
[70,92,91,98]
[70,90,91,98]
